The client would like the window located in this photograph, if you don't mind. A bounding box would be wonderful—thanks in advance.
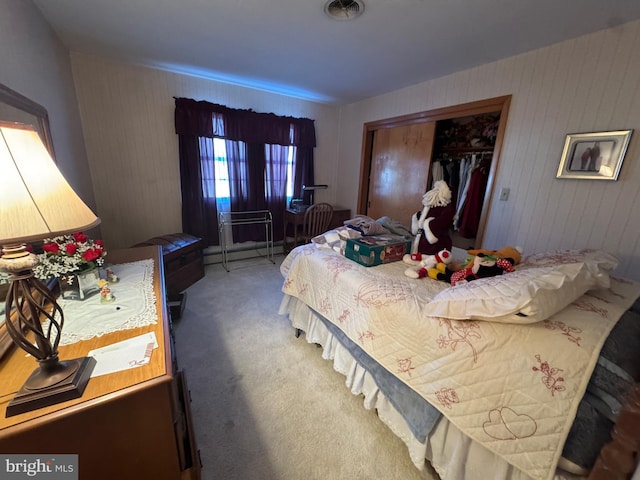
[201,138,295,213]
[175,97,316,246]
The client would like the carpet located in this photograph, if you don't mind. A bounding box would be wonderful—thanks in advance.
[173,254,440,480]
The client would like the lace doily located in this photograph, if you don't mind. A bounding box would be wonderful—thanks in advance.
[56,259,158,346]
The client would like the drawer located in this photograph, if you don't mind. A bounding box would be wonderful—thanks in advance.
[172,370,201,477]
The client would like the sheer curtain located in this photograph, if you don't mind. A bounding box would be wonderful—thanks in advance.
[174,97,316,246]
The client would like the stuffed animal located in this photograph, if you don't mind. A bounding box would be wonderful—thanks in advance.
[403,249,453,279]
[449,253,516,286]
[427,263,457,283]
[410,181,456,256]
[467,245,523,265]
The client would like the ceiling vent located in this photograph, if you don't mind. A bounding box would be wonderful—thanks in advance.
[324,0,365,20]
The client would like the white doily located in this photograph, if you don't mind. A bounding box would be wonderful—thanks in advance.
[55,259,158,346]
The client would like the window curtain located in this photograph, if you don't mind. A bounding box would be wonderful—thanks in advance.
[174,97,316,246]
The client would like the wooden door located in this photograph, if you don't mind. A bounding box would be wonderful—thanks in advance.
[366,121,435,225]
[358,95,512,249]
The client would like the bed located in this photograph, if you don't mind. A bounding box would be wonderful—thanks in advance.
[278,239,640,480]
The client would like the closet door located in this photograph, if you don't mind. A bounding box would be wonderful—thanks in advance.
[358,95,511,248]
[367,121,435,225]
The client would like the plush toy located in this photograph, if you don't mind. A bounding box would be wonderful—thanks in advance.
[467,245,523,265]
[403,249,453,279]
[427,264,457,283]
[449,253,516,286]
[410,181,456,256]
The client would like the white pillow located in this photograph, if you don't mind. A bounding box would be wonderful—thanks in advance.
[519,248,619,272]
[424,249,618,324]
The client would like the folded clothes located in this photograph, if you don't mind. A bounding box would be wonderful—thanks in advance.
[376,216,413,237]
[343,215,390,235]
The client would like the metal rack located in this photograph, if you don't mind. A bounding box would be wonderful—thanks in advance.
[218,210,274,271]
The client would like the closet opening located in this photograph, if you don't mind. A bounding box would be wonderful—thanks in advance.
[357,95,511,251]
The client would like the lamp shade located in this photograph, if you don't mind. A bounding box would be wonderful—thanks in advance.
[0,122,100,244]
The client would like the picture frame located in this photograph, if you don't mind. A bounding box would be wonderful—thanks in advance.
[556,130,633,180]
[61,269,101,301]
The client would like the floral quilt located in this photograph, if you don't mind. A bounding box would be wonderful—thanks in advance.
[280,244,640,480]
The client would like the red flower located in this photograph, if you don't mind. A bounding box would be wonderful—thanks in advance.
[65,243,78,255]
[42,242,60,254]
[73,232,88,243]
[82,248,101,262]
[95,239,104,248]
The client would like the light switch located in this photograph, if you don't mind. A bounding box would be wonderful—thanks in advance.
[499,188,510,201]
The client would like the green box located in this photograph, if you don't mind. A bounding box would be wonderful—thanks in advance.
[345,235,411,267]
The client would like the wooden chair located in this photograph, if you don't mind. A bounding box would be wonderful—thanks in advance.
[301,203,334,245]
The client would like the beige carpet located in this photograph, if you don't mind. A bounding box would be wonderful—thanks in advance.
[173,254,441,480]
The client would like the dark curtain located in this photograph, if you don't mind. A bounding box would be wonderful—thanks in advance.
[264,144,291,241]
[174,97,316,246]
[177,134,220,245]
[294,145,315,206]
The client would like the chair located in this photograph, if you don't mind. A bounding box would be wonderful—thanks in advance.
[301,203,334,244]
[296,202,333,338]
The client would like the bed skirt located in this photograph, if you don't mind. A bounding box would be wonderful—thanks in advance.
[279,294,585,480]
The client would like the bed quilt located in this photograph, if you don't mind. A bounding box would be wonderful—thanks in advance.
[281,244,640,480]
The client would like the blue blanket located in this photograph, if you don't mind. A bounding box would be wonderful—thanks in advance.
[314,310,441,443]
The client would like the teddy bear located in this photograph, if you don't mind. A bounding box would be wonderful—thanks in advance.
[449,253,516,286]
[403,249,453,279]
[409,181,456,256]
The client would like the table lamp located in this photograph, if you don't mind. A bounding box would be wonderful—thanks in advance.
[0,121,100,417]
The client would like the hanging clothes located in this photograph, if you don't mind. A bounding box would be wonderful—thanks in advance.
[458,159,489,238]
[431,160,445,183]
[453,155,476,230]
[446,160,460,203]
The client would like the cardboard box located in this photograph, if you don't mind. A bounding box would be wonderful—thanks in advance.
[345,235,411,267]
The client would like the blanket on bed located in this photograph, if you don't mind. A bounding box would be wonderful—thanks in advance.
[314,310,441,442]
[281,245,640,480]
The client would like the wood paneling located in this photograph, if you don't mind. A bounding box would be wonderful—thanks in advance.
[367,122,435,222]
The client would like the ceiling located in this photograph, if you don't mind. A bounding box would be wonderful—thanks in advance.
[33,0,640,105]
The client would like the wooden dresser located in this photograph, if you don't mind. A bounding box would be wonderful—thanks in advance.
[0,246,200,480]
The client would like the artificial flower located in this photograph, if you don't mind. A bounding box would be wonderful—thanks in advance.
[33,232,107,281]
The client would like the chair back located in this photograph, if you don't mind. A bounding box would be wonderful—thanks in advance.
[302,203,334,242]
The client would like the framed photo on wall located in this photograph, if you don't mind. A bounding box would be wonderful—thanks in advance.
[556,130,633,180]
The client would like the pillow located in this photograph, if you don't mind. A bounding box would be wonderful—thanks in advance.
[424,249,618,323]
[518,248,619,272]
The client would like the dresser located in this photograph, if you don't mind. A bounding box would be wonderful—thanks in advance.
[0,246,200,480]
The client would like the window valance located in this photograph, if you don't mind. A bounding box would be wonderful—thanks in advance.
[174,97,316,148]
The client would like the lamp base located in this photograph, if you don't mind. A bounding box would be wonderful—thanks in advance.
[6,356,97,417]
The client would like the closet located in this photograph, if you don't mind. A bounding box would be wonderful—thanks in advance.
[430,113,501,249]
[357,95,511,250]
